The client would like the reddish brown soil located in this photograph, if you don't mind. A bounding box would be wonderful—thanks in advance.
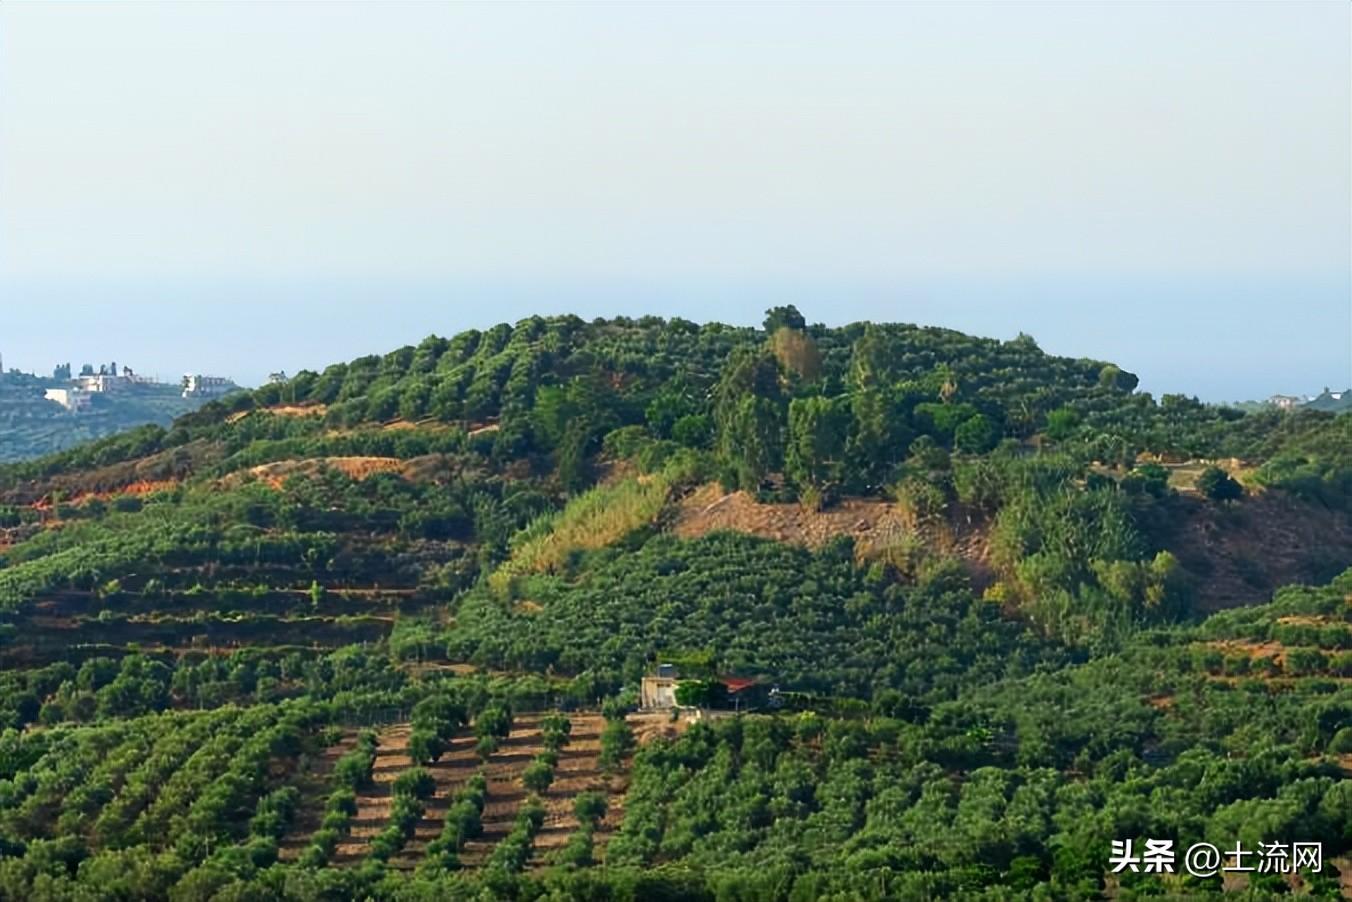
[227,453,466,490]
[332,723,460,865]
[455,713,551,869]
[245,457,406,489]
[528,713,628,867]
[0,439,218,507]
[674,482,1352,616]
[1202,639,1290,665]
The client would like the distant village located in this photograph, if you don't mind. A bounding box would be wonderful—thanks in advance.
[0,354,239,413]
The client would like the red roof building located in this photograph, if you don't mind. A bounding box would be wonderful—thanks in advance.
[720,676,761,694]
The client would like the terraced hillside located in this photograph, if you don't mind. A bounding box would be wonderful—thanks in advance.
[2,313,1352,899]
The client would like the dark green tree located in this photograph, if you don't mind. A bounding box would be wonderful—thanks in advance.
[954,414,998,454]
[786,396,849,502]
[714,350,786,491]
[762,305,807,333]
[1196,465,1243,503]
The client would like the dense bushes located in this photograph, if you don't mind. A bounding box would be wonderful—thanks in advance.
[553,791,608,869]
[408,696,466,765]
[602,632,1352,899]
[520,752,556,794]
[450,532,1066,701]
[599,718,634,772]
[539,713,571,752]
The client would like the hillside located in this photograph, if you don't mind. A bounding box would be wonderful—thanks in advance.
[1306,389,1352,414]
[0,310,1350,900]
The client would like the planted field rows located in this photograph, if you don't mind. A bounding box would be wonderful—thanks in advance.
[525,713,624,868]
[277,729,361,862]
[286,712,625,871]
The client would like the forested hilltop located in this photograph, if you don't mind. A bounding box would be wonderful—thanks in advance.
[1,309,1350,900]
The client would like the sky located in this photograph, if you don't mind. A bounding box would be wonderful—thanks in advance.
[1,1,1348,400]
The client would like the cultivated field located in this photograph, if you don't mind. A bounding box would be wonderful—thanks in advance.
[282,712,628,871]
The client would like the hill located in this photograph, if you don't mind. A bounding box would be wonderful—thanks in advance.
[1306,389,1352,414]
[0,309,1350,899]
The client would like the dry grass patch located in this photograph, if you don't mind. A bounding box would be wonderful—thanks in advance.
[1203,639,1289,665]
[490,476,673,595]
[246,456,405,489]
[227,405,327,424]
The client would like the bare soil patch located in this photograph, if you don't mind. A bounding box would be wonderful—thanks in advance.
[0,439,218,507]
[1159,492,1352,613]
[671,483,995,588]
[246,456,406,489]
[628,710,698,746]
[1276,615,1344,627]
[673,483,913,553]
[228,405,328,424]
[528,713,626,866]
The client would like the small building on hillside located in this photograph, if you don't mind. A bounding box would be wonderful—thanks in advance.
[1306,388,1352,413]
[640,666,775,712]
[182,374,235,399]
[1267,395,1306,410]
[74,373,122,394]
[640,663,680,710]
[44,388,91,412]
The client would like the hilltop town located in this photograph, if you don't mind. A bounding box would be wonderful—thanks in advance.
[0,357,240,462]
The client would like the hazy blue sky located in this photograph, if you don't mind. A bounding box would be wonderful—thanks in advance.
[2,1,1348,400]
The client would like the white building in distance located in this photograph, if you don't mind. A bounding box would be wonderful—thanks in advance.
[73,373,123,393]
[44,388,92,412]
[182,374,234,399]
